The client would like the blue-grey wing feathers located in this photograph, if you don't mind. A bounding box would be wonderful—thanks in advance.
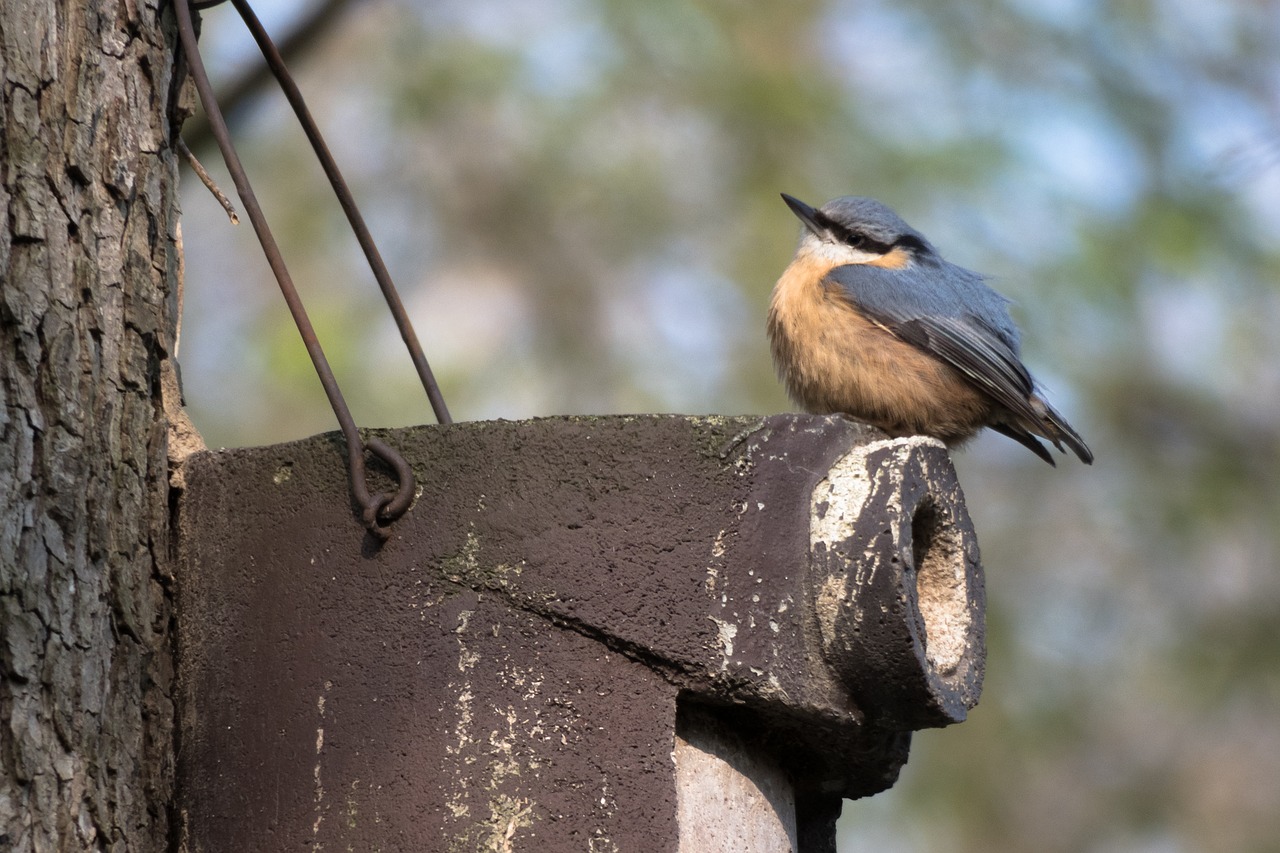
[826,261,1093,464]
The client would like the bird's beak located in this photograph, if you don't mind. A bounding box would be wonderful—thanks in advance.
[780,193,828,239]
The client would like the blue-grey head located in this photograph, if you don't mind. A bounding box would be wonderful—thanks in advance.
[781,193,936,268]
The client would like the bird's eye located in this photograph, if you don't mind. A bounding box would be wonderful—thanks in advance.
[844,230,868,249]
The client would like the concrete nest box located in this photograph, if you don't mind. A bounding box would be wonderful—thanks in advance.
[176,414,985,852]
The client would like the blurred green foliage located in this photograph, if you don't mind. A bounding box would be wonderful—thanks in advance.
[179,0,1280,849]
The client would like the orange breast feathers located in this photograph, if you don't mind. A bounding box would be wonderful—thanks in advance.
[766,254,992,443]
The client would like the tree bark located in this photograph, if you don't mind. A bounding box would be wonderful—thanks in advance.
[1,0,181,849]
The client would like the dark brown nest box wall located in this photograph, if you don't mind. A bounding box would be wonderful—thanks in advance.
[175,414,985,852]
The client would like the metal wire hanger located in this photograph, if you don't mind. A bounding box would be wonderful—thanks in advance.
[174,0,451,539]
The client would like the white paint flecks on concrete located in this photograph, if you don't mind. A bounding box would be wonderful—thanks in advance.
[708,617,738,670]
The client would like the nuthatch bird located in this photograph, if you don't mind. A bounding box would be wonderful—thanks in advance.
[768,193,1092,465]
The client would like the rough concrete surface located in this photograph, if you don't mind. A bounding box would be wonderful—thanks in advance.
[175,414,984,851]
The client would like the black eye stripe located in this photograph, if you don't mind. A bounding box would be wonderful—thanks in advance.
[836,225,893,254]
[813,211,915,255]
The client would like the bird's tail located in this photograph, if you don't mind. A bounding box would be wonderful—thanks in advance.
[1004,394,1093,465]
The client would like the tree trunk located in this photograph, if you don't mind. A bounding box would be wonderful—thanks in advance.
[1,0,181,849]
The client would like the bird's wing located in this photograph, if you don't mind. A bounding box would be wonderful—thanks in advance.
[826,264,1045,427]
[896,314,1041,422]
